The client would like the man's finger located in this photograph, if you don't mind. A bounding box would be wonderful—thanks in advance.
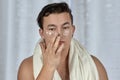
[47,33,58,48]
[56,43,64,55]
[53,35,60,52]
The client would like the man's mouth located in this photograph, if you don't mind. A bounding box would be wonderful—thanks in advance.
[59,41,65,45]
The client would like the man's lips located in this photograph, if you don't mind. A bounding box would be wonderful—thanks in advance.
[59,41,65,45]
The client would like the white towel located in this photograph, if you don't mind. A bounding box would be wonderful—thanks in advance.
[33,38,99,80]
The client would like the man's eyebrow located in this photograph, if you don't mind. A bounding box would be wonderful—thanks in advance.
[47,24,56,27]
[47,22,71,27]
[62,22,71,26]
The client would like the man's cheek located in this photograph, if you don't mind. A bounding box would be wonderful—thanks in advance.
[62,29,70,36]
[45,31,58,38]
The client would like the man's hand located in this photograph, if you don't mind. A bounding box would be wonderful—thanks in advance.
[40,35,64,70]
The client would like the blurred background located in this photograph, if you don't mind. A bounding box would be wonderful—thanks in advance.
[0,0,120,80]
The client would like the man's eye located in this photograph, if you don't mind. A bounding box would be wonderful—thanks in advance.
[49,28,56,31]
[63,27,69,29]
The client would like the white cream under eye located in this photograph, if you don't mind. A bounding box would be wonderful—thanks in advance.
[62,29,70,36]
[45,31,54,36]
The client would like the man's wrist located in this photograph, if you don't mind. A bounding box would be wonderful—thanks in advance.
[42,64,56,72]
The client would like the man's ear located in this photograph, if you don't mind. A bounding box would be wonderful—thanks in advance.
[39,29,44,39]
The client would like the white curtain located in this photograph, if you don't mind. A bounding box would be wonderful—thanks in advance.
[0,0,120,80]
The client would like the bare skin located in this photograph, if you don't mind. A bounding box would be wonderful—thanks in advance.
[92,55,108,80]
[17,12,108,80]
[17,55,108,80]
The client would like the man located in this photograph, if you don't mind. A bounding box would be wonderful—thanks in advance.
[18,2,108,80]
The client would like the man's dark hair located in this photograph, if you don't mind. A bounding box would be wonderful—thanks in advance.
[37,2,73,29]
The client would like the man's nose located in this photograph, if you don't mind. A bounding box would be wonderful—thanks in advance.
[57,28,62,36]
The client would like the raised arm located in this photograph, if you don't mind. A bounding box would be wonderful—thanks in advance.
[36,35,64,80]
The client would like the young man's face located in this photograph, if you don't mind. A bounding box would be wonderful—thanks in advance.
[39,12,75,50]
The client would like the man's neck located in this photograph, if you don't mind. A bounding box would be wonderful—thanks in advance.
[57,51,70,80]
[60,49,69,63]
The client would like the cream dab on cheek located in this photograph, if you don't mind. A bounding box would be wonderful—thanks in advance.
[45,31,54,36]
[63,30,70,36]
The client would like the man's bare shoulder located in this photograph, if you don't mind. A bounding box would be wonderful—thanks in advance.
[91,55,108,80]
[17,56,34,80]
[20,56,33,69]
[21,56,33,66]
